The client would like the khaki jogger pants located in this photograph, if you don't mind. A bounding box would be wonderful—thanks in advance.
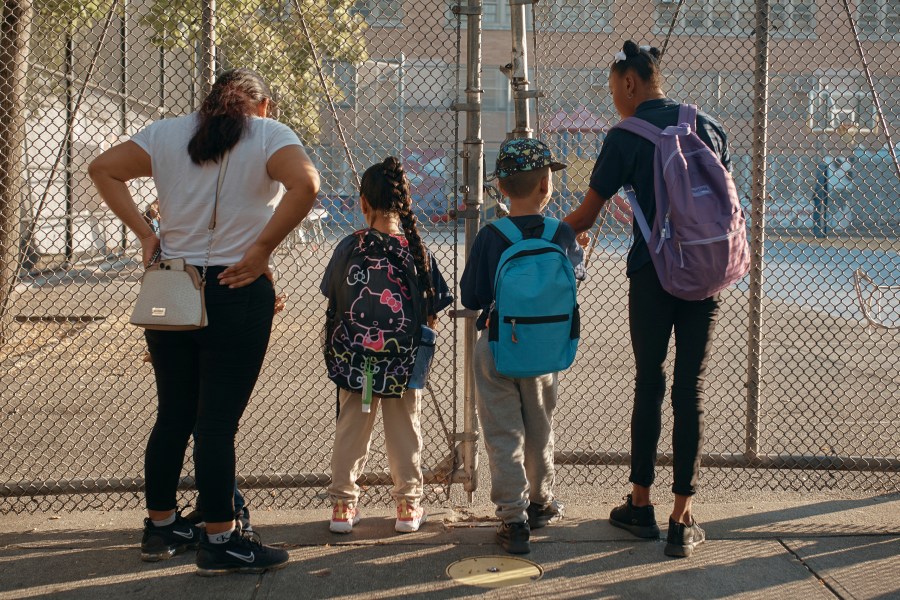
[328,387,423,506]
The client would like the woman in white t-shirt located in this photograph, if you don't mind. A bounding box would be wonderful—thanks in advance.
[89,68,320,575]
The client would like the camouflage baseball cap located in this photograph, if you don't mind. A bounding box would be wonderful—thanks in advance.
[495,138,567,179]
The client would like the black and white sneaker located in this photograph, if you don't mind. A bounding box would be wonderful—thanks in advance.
[196,525,289,576]
[140,513,201,562]
[527,499,564,530]
[496,521,531,554]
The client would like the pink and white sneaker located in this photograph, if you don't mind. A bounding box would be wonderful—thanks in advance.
[329,500,361,534]
[395,499,427,533]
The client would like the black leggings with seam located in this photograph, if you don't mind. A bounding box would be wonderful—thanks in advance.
[144,267,274,522]
[627,263,720,497]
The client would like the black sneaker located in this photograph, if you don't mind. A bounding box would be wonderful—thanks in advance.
[140,513,201,562]
[196,525,289,576]
[184,507,205,527]
[527,499,564,530]
[237,507,261,543]
[609,494,661,539]
[664,517,706,558]
[496,521,531,554]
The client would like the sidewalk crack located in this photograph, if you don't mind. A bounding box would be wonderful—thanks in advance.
[778,539,843,599]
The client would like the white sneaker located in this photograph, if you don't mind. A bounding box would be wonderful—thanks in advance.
[329,501,361,533]
[395,499,427,533]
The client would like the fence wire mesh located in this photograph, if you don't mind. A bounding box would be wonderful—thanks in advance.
[1,0,898,514]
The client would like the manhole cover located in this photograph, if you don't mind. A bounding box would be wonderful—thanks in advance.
[446,555,543,589]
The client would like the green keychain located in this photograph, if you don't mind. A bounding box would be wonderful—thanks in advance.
[362,358,374,413]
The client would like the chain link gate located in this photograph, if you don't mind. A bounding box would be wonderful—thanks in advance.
[0,0,466,513]
[1,0,899,515]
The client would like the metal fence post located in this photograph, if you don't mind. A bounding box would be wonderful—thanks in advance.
[745,0,770,460]
[462,0,484,500]
[507,0,532,139]
[199,0,216,97]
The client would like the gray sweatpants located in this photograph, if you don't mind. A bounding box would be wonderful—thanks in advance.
[474,333,558,524]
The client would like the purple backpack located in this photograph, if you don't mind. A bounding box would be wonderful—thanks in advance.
[614,104,750,301]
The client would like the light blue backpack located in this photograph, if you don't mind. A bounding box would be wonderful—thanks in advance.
[488,217,579,378]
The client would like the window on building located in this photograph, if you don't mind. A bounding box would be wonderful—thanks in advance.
[482,68,511,112]
[543,0,612,31]
[859,0,900,38]
[807,87,877,132]
[353,0,403,26]
[483,0,519,28]
[771,0,815,36]
[544,68,613,116]
[404,61,455,109]
[450,0,534,29]
[655,0,753,35]
[326,61,356,108]
[715,72,755,119]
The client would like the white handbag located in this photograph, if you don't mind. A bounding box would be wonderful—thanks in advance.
[129,154,228,330]
[129,258,208,330]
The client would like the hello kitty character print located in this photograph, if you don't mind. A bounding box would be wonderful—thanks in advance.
[324,229,426,398]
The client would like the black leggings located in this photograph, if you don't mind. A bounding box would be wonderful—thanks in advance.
[628,264,720,497]
[144,267,274,522]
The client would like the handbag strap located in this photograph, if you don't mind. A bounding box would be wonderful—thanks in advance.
[201,152,229,281]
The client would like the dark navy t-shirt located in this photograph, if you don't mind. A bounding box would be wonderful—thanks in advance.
[588,98,731,276]
[460,215,585,331]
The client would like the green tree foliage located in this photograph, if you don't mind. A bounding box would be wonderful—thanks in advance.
[143,0,368,141]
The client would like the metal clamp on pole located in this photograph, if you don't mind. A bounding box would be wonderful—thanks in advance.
[454,431,480,442]
[450,101,481,112]
[513,89,544,100]
[451,5,483,14]
[452,207,481,220]
[449,309,480,319]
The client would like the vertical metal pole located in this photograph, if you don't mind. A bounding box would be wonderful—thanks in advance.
[118,0,128,252]
[64,33,74,266]
[199,0,216,99]
[158,44,166,117]
[745,0,770,459]
[462,0,484,500]
[508,0,531,138]
[398,53,405,159]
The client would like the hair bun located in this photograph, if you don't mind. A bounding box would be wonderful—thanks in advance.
[646,46,662,59]
[622,40,640,57]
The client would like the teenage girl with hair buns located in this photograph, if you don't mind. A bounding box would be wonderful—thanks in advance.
[565,40,732,559]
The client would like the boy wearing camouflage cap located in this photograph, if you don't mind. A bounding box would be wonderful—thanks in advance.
[460,138,585,554]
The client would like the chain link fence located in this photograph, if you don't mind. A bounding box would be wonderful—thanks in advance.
[1,0,898,514]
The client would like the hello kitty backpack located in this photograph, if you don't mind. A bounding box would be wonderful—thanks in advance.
[323,230,426,399]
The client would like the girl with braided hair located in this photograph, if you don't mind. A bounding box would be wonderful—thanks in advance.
[320,157,453,534]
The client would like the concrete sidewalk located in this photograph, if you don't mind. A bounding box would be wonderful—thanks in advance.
[2,494,899,599]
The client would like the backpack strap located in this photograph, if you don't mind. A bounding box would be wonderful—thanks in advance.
[613,117,662,144]
[622,185,654,248]
[489,217,523,245]
[678,104,698,129]
[541,217,561,243]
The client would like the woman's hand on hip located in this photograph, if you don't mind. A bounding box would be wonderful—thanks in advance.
[141,234,160,267]
[218,245,270,288]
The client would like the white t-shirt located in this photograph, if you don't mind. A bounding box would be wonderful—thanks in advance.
[131,113,301,265]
